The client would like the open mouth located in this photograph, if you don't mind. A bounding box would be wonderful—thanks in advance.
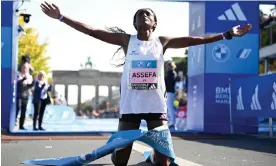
[141,17,149,22]
[141,18,150,24]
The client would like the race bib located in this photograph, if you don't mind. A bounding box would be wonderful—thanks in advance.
[129,60,158,90]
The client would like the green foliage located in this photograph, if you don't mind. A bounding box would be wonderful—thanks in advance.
[259,7,276,73]
[18,15,51,76]
[168,49,188,75]
[79,102,93,113]
[261,25,276,48]
[172,56,188,74]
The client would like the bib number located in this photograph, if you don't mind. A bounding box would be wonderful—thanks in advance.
[128,60,158,90]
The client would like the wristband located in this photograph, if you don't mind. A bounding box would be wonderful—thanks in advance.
[222,31,233,40]
[59,15,64,22]
[221,33,226,40]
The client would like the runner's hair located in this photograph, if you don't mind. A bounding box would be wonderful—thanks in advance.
[106,26,126,67]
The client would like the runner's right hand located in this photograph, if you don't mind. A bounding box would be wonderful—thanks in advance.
[40,1,61,20]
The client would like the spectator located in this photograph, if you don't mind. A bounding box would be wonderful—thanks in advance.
[175,97,187,130]
[165,61,177,130]
[16,63,34,130]
[32,71,53,130]
[21,54,34,75]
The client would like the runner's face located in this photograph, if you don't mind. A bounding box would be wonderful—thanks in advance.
[134,9,156,30]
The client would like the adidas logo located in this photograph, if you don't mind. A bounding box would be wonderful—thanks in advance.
[218,3,247,21]
[236,87,244,110]
[271,82,276,110]
[250,85,262,110]
[149,84,156,90]
[237,49,252,59]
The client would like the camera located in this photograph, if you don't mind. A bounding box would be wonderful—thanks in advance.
[20,13,31,23]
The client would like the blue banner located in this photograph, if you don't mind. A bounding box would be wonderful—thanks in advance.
[148,0,276,2]
[1,1,13,27]
[203,74,234,132]
[1,69,13,130]
[1,1,16,131]
[205,2,259,34]
[188,44,205,77]
[188,2,206,77]
[187,74,205,131]
[205,34,259,74]
[187,1,259,133]
[22,126,178,166]
[189,2,205,36]
[231,74,276,118]
[204,73,258,133]
[187,73,258,133]
[1,27,13,68]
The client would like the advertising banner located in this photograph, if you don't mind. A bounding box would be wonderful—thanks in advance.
[204,73,258,133]
[205,2,259,34]
[1,1,16,130]
[188,44,205,77]
[187,1,259,133]
[231,74,276,118]
[188,2,206,77]
[187,74,205,131]
[205,34,259,74]
[189,2,205,36]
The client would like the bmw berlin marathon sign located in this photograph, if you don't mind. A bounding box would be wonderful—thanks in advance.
[216,87,230,104]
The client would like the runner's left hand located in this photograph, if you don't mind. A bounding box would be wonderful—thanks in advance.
[232,24,252,37]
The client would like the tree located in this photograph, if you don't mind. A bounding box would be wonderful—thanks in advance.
[172,56,188,74]
[259,8,276,74]
[18,15,51,76]
[164,49,188,78]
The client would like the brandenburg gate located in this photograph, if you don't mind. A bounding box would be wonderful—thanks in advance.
[52,68,122,111]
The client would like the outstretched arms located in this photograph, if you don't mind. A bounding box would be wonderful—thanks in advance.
[160,24,252,50]
[40,2,130,47]
[160,34,223,49]
[58,15,130,46]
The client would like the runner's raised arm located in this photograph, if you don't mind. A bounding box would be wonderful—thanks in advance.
[40,2,130,47]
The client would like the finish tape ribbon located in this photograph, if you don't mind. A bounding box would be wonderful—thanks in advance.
[22,125,178,166]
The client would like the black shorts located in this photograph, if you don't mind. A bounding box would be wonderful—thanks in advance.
[119,113,168,124]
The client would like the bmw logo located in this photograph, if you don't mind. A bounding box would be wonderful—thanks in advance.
[212,44,230,62]
[138,61,143,66]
